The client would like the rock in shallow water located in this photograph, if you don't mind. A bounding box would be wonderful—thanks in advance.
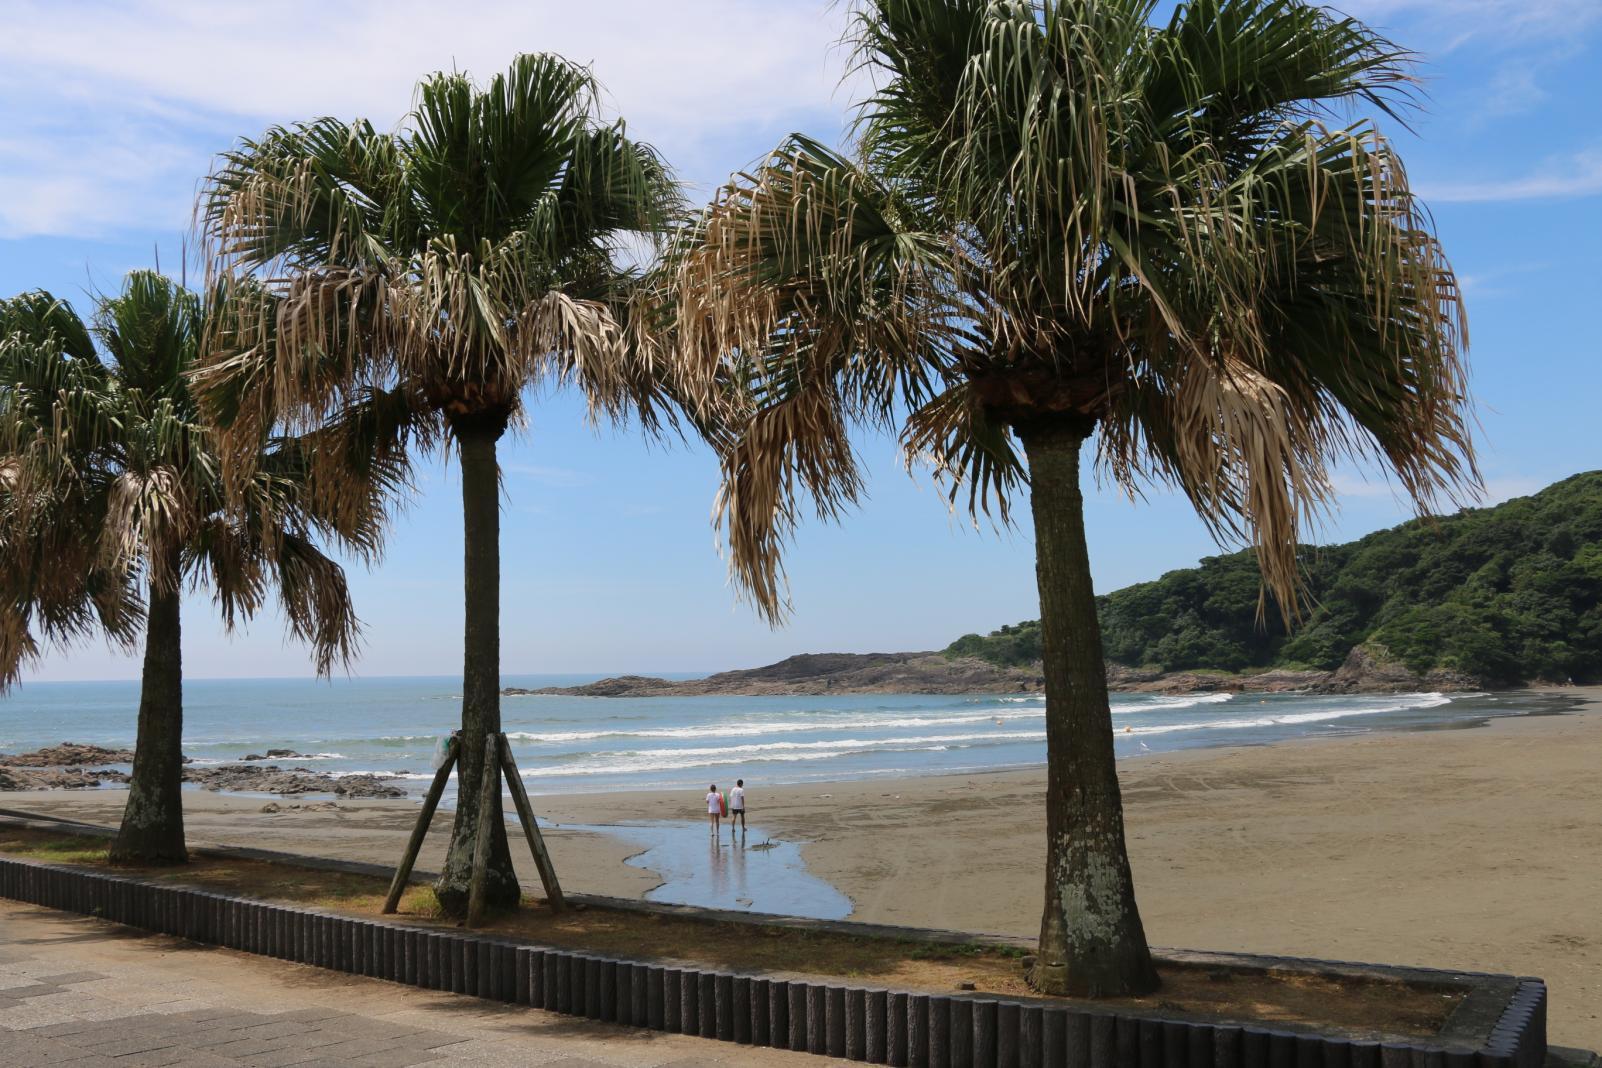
[0,741,198,769]
[181,765,405,798]
[0,744,405,797]
[0,743,137,767]
[0,765,128,790]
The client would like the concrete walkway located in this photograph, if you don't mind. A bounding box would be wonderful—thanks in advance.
[0,899,842,1067]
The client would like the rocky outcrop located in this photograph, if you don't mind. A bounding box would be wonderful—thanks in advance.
[181,765,405,798]
[237,749,313,762]
[508,652,1045,698]
[1106,666,1336,695]
[1,749,400,797]
[1321,645,1482,694]
[0,766,128,790]
[0,743,139,767]
[0,743,140,788]
[0,743,406,797]
[330,774,408,799]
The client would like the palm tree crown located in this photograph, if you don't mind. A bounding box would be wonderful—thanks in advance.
[680,0,1475,617]
[199,52,683,451]
[0,272,387,684]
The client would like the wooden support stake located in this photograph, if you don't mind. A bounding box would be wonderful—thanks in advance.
[498,734,565,912]
[383,740,458,914]
[465,733,501,928]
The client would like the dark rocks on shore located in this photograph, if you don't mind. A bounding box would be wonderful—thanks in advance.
[331,774,407,799]
[1105,665,1335,695]
[181,765,406,799]
[0,742,405,798]
[1321,644,1481,694]
[0,743,138,767]
[0,743,144,789]
[237,749,313,761]
[0,766,129,790]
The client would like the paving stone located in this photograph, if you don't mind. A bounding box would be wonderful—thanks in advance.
[116,1049,236,1068]
[78,1031,186,1056]
[34,970,108,986]
[212,1018,310,1043]
[273,1007,354,1024]
[164,1007,260,1024]
[341,1049,450,1068]
[25,1017,115,1037]
[0,1032,91,1067]
[196,1036,306,1059]
[238,1052,324,1068]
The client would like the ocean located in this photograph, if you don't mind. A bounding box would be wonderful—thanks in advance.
[0,676,1567,801]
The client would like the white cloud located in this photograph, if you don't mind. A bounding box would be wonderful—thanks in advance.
[0,0,856,238]
[1341,0,1602,46]
[1420,149,1602,203]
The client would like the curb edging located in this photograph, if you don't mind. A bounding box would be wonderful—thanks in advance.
[0,855,1546,1067]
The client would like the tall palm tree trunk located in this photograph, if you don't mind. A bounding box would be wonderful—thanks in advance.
[109,548,188,865]
[1017,416,1159,997]
[436,422,520,915]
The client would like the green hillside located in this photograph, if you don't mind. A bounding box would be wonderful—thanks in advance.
[945,472,1602,686]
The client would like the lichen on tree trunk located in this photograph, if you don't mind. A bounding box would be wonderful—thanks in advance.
[109,549,188,866]
[1018,415,1159,997]
[435,422,520,916]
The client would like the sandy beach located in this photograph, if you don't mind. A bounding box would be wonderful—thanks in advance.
[4,688,1599,1050]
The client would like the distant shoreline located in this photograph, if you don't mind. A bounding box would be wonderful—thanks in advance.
[506,646,1493,698]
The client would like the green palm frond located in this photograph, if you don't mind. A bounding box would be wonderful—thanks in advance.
[0,271,386,687]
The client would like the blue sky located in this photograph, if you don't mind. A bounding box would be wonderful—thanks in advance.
[2,0,1600,682]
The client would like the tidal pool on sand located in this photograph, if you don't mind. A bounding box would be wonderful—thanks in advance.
[565,820,853,920]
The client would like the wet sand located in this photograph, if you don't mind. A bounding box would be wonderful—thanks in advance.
[5,687,1599,1049]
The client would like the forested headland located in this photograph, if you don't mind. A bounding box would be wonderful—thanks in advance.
[946,472,1602,687]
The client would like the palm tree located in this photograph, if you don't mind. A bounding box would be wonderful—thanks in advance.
[674,0,1476,995]
[197,54,684,915]
[0,271,397,864]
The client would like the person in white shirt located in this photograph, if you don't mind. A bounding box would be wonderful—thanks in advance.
[706,784,722,835]
[729,779,747,835]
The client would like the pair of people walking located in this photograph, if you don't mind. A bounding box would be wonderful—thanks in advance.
[706,779,746,836]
